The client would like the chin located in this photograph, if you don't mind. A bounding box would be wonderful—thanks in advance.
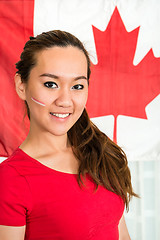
[49,128,70,137]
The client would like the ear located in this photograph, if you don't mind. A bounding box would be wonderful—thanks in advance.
[14,74,27,100]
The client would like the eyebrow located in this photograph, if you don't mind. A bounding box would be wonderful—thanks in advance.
[39,73,88,81]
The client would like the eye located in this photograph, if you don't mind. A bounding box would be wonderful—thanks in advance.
[72,84,84,90]
[44,81,58,89]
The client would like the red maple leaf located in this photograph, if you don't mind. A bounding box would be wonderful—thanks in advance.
[86,8,160,142]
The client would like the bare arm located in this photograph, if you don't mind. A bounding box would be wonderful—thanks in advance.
[0,225,26,240]
[118,215,131,240]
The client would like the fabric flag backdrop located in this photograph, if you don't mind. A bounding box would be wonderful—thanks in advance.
[0,0,160,162]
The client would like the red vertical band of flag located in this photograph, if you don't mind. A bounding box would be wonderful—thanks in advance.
[0,0,34,156]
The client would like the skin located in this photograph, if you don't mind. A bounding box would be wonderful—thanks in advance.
[0,46,131,239]
[119,215,131,240]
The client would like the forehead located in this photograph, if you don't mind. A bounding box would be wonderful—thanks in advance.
[30,46,88,80]
[35,46,87,69]
[31,46,88,79]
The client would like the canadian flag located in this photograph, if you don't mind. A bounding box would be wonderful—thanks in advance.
[0,0,160,161]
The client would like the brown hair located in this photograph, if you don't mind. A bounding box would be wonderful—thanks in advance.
[16,30,137,210]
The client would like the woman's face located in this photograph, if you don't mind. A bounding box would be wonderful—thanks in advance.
[23,46,88,137]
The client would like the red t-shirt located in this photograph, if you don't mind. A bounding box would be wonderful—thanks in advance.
[0,148,124,240]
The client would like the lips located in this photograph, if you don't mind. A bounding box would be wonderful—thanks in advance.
[50,112,70,118]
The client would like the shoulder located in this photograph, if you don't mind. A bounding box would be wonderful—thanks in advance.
[0,149,33,215]
[0,149,30,189]
[1,147,26,167]
[0,148,36,177]
[0,149,33,226]
[0,148,33,193]
[0,149,20,179]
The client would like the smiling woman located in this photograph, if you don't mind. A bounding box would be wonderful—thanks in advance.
[0,30,137,240]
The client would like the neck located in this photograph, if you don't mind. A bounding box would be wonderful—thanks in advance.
[20,125,70,155]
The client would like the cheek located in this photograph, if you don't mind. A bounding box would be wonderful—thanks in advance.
[31,97,46,106]
[30,91,54,106]
[75,92,88,110]
[82,89,88,105]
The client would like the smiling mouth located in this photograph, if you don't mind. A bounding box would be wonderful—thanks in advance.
[50,112,70,118]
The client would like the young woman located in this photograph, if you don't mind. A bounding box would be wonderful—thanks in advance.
[0,30,137,240]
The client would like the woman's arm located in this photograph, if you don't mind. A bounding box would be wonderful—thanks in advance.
[118,215,131,240]
[0,225,26,240]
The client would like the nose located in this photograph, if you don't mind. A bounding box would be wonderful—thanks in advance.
[55,88,72,108]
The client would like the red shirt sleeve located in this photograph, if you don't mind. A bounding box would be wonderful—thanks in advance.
[0,162,33,226]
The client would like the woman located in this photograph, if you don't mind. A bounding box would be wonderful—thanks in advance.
[0,30,137,239]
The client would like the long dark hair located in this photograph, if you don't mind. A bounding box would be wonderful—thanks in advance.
[16,30,138,210]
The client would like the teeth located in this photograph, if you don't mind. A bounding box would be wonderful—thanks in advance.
[50,113,70,118]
